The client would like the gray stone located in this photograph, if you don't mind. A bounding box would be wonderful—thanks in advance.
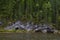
[4,21,58,33]
[4,21,34,31]
[34,24,57,33]
[4,21,24,30]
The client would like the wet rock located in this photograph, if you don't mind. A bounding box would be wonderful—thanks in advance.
[42,29,47,33]
[23,22,34,31]
[34,24,57,33]
[4,21,34,31]
[4,21,58,33]
[4,21,24,30]
[53,29,58,33]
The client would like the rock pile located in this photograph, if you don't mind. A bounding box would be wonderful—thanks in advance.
[4,21,58,33]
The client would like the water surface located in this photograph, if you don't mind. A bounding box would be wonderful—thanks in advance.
[0,33,60,40]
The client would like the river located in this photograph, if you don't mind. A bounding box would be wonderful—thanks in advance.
[0,33,60,40]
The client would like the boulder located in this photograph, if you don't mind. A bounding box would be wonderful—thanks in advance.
[4,21,24,30]
[4,21,34,31]
[4,21,58,33]
[34,24,57,33]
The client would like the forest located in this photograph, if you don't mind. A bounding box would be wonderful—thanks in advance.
[0,0,60,30]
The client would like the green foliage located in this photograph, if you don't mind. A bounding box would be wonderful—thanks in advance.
[0,0,60,29]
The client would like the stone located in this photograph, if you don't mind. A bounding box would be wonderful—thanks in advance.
[4,21,58,33]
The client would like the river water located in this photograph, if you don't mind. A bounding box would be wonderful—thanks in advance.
[0,33,60,40]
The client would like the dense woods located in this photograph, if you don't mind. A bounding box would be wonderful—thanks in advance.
[0,0,60,29]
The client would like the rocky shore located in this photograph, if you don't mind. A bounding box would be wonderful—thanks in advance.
[4,21,58,33]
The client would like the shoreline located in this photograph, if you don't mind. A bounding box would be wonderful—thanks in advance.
[0,31,60,34]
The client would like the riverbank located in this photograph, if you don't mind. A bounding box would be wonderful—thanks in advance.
[0,29,60,34]
[0,29,34,33]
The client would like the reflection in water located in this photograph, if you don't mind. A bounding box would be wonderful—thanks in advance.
[0,33,60,40]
